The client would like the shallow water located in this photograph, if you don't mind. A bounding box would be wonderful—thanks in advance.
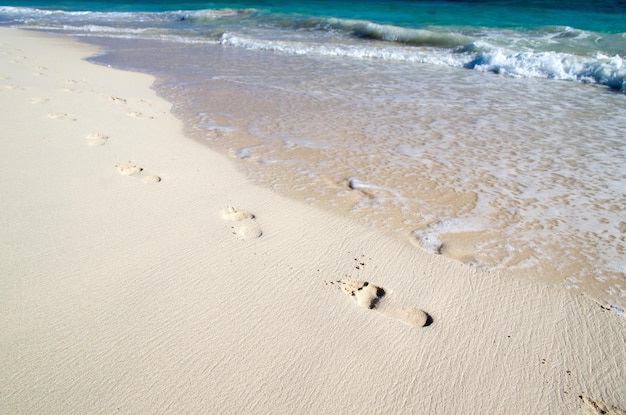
[84,37,626,310]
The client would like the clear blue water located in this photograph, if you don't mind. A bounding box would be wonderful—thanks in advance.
[2,0,626,33]
[1,1,625,88]
[1,1,625,308]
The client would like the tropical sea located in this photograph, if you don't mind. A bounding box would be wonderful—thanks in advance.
[1,1,625,311]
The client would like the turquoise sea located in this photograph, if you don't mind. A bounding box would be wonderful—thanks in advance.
[2,1,626,88]
[1,1,625,311]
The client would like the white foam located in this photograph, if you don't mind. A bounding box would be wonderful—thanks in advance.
[466,47,625,89]
[219,31,625,90]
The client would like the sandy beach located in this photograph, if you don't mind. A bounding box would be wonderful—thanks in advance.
[1,28,624,414]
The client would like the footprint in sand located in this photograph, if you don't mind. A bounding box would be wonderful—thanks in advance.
[86,133,108,147]
[329,279,433,328]
[221,206,263,240]
[116,162,143,176]
[31,97,49,104]
[115,161,161,183]
[48,112,76,121]
[110,96,127,104]
[127,110,155,119]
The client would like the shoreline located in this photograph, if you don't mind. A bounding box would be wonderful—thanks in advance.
[82,35,626,311]
[1,28,624,414]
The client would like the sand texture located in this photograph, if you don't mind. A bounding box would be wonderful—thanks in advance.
[1,29,624,414]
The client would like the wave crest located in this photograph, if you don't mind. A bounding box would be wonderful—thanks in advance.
[466,49,625,90]
[221,32,625,90]
[320,17,473,48]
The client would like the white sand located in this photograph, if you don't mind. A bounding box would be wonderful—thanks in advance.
[1,28,624,414]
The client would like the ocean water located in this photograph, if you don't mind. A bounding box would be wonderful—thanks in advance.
[1,1,625,310]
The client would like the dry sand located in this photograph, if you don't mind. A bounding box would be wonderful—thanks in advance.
[1,28,624,414]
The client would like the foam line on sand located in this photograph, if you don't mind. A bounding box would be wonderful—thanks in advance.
[0,28,624,414]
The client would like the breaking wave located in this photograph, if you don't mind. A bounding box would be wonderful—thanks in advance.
[1,6,624,90]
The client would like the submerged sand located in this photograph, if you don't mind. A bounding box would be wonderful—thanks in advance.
[0,28,624,414]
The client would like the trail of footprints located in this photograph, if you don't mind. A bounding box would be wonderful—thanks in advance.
[39,89,162,183]
[221,206,263,240]
[220,205,429,326]
[9,52,428,329]
[4,50,162,186]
